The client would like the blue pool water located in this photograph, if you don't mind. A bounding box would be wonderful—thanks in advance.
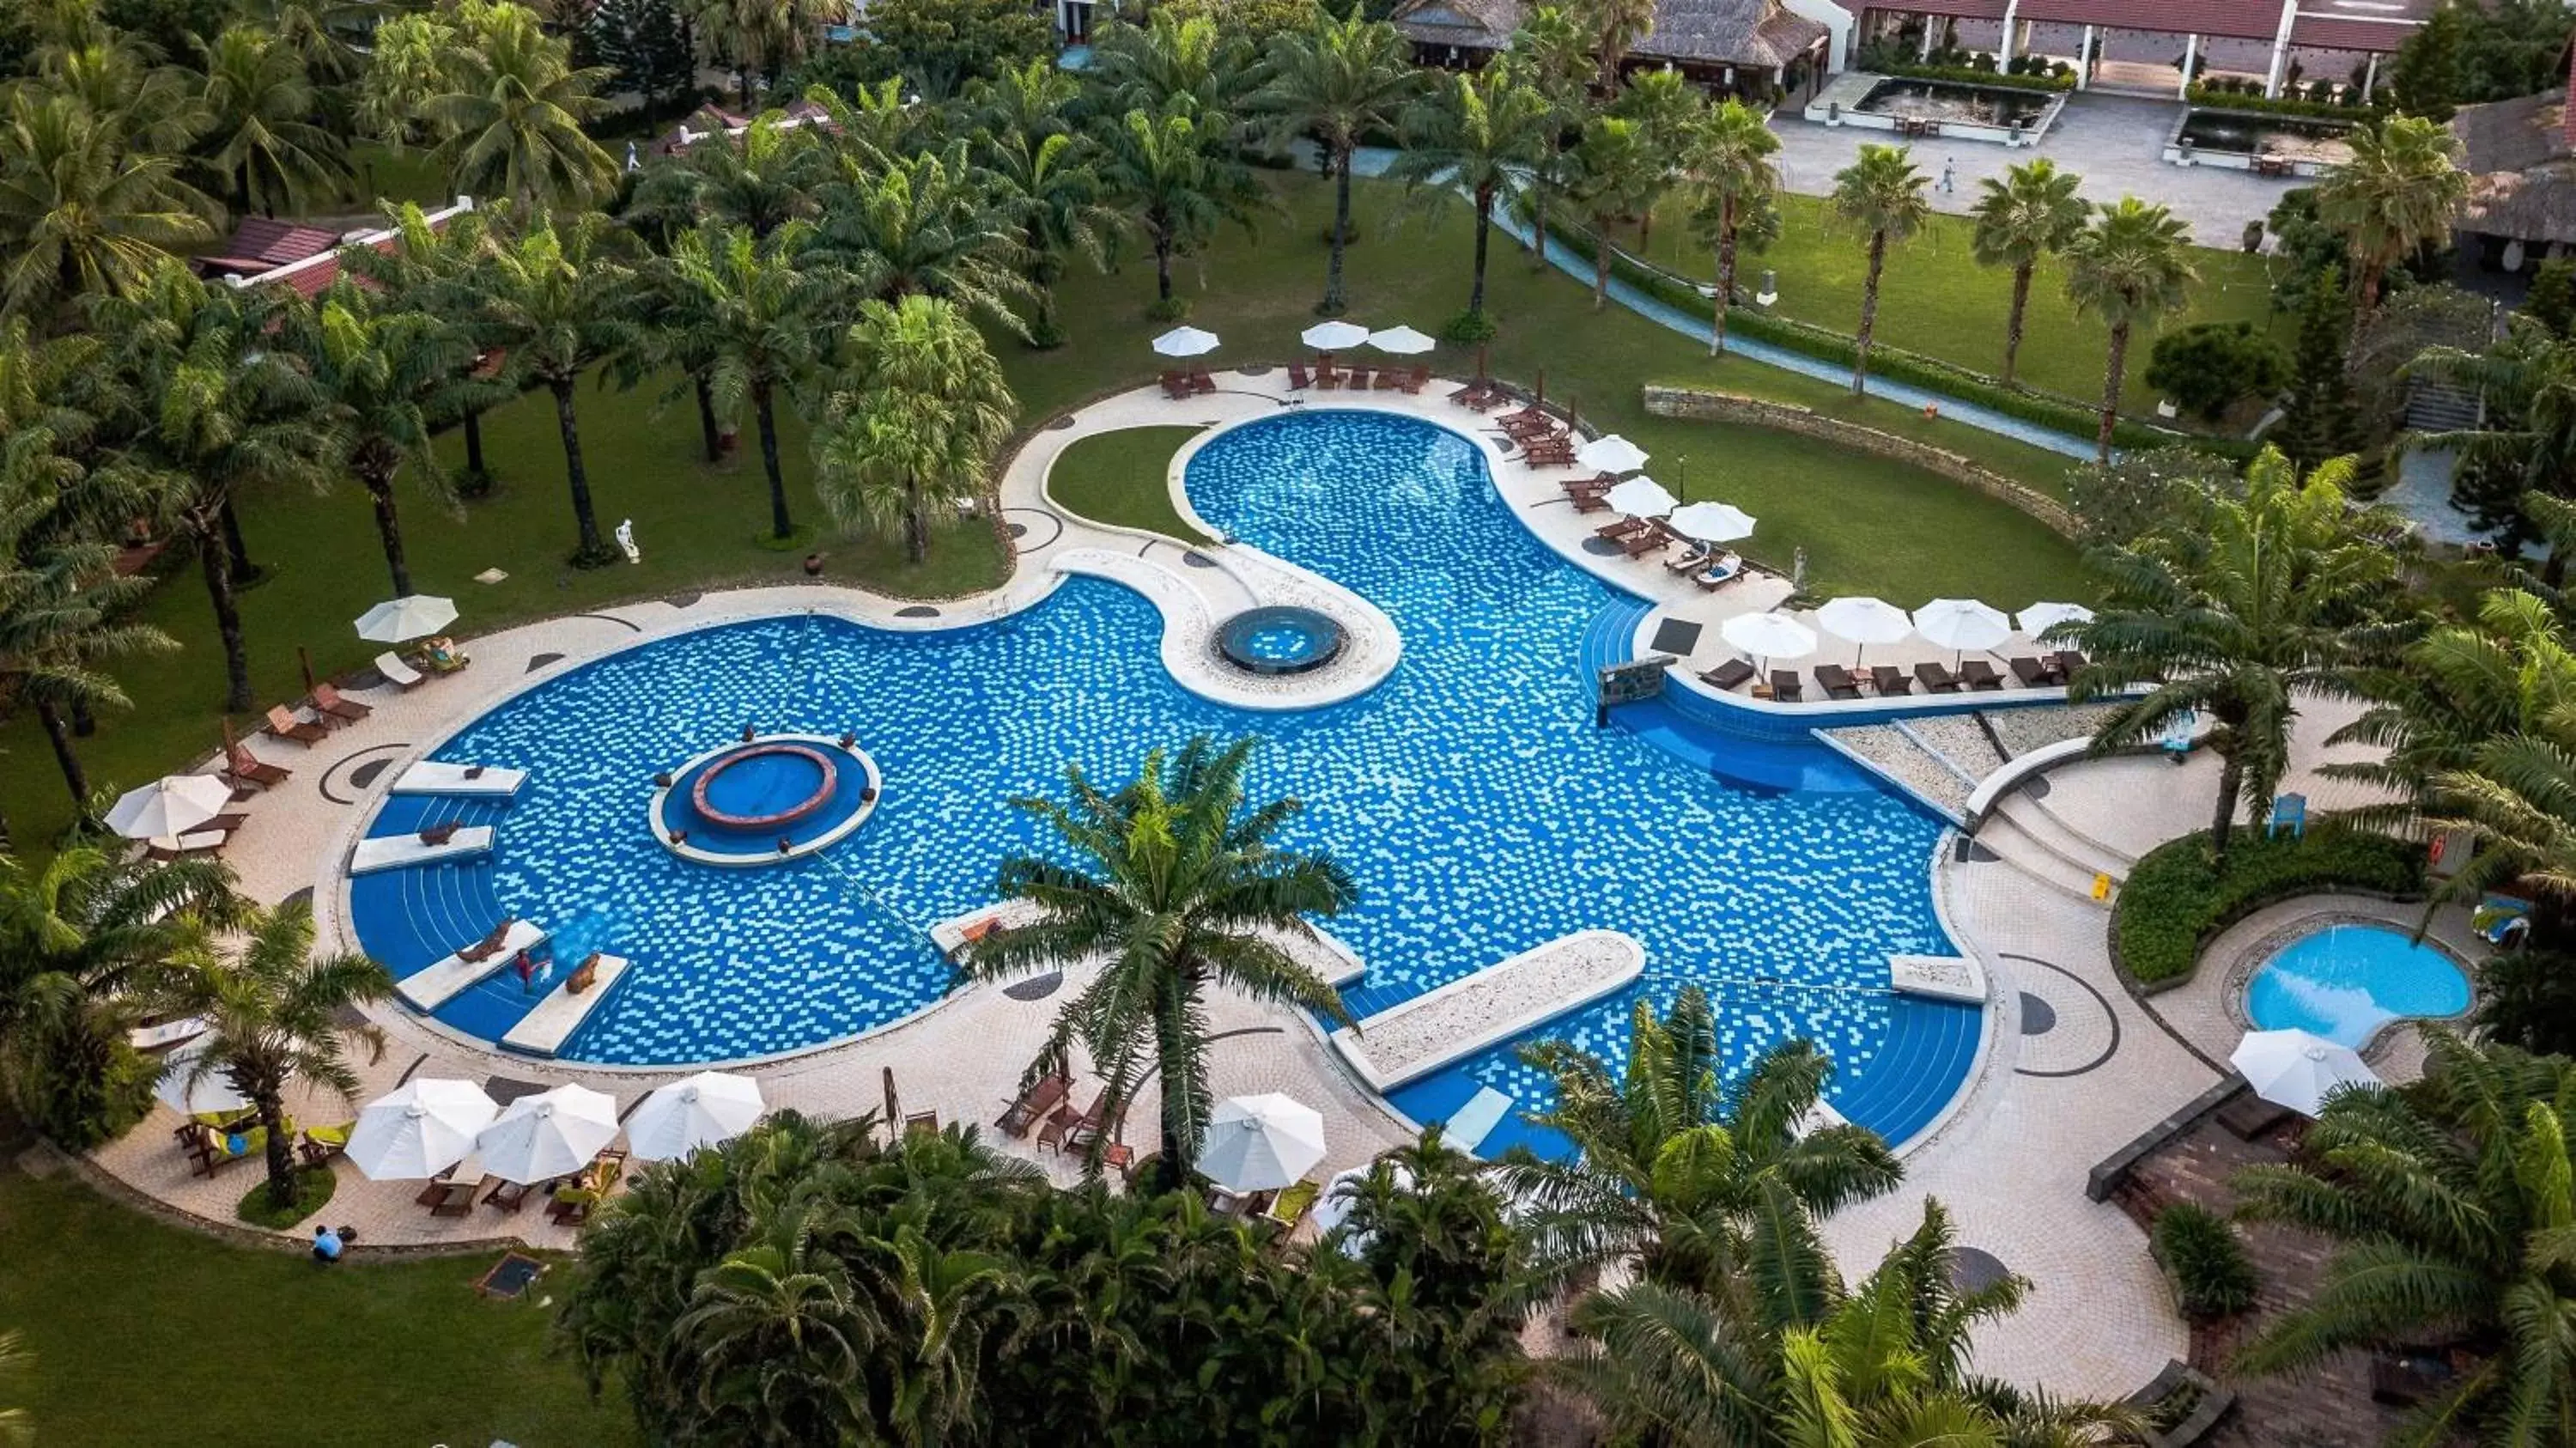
[350,410,1980,1152]
[2244,923,2471,1048]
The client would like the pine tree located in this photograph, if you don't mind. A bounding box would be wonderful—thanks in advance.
[2389,1,2462,122]
[2274,263,2362,472]
[592,0,696,113]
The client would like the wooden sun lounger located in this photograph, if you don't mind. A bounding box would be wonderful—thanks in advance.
[1461,384,1504,412]
[1188,368,1216,393]
[350,825,495,875]
[1315,359,1342,389]
[2006,656,2050,687]
[399,919,548,1010]
[375,651,426,690]
[1964,660,2008,691]
[225,745,290,790]
[1694,554,1744,591]
[1344,364,1372,390]
[1619,529,1668,558]
[1159,371,1192,400]
[1398,365,1429,393]
[995,1073,1071,1137]
[1769,671,1804,703]
[1870,666,1912,695]
[1038,1090,1109,1154]
[263,705,328,745]
[1699,658,1757,691]
[145,818,243,861]
[1664,545,1711,574]
[1595,517,1649,541]
[1522,447,1574,468]
[1571,491,1611,514]
[1814,664,1863,699]
[2050,649,2087,681]
[1913,662,1960,693]
[1288,362,1311,390]
[313,683,371,724]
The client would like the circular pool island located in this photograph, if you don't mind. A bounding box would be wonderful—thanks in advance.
[650,733,882,867]
[1217,605,1346,675]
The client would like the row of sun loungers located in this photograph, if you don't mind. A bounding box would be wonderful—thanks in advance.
[1696,650,2089,699]
[1286,360,1430,393]
[994,1071,1137,1177]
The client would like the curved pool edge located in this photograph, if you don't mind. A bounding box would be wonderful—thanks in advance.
[2223,910,2479,1055]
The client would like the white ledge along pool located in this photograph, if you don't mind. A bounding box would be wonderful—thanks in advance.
[347,410,1983,1158]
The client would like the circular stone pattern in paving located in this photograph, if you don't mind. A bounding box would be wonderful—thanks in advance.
[1217,605,1346,676]
[651,733,883,867]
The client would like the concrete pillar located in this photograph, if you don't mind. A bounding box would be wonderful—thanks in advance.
[1998,0,2019,64]
[1920,12,1936,61]
[2075,25,2093,91]
[2363,52,2379,101]
[2180,34,2197,98]
[2263,0,2297,98]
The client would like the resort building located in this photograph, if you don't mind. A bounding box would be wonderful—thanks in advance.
[1849,0,2431,98]
[2453,54,2576,275]
[1391,0,1844,101]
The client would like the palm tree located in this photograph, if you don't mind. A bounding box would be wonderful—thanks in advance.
[0,491,173,809]
[1969,158,2087,388]
[2063,196,2197,463]
[0,848,242,1147]
[2233,1031,2576,1448]
[1680,98,1780,357]
[291,283,483,595]
[1565,114,1661,312]
[1498,986,1902,1294]
[342,201,511,485]
[1093,107,1261,320]
[811,293,1014,563]
[2067,447,2415,860]
[2314,114,2470,320]
[1830,144,1929,398]
[468,215,639,566]
[957,736,1357,1189]
[1252,13,1419,317]
[627,109,823,246]
[1385,67,1553,327]
[190,24,348,218]
[1570,0,1656,94]
[812,143,1034,330]
[680,0,829,107]
[1090,9,1258,125]
[2409,317,2576,566]
[1504,8,1593,265]
[977,125,1120,349]
[155,897,391,1209]
[0,89,215,320]
[422,3,617,211]
[653,223,842,541]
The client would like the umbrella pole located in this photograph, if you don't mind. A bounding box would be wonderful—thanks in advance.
[298,646,317,696]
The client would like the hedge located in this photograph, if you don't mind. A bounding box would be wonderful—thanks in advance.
[2183,85,2386,124]
[1876,62,2075,94]
[2113,827,2427,987]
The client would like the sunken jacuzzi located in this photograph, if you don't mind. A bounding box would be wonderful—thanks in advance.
[1218,605,1346,676]
[649,732,882,866]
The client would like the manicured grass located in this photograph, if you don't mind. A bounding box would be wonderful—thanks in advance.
[235,1165,336,1229]
[0,1171,629,1447]
[1621,192,2287,417]
[1047,427,1208,540]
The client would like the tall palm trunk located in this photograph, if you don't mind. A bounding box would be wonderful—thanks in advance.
[1852,229,1888,396]
[360,458,411,596]
[1590,219,1613,309]
[1469,186,1495,316]
[2002,262,2034,386]
[1150,966,1210,1194]
[463,409,487,477]
[2353,257,2386,345]
[2095,320,2130,464]
[1152,232,1175,306]
[218,494,258,582]
[1320,148,1353,316]
[1710,198,1739,357]
[902,478,929,563]
[693,374,723,463]
[254,1088,298,1208]
[751,378,792,540]
[2210,745,2245,861]
[34,698,87,806]
[197,518,254,713]
[549,378,609,563]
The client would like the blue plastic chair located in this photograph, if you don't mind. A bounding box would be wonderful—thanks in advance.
[2267,794,2306,840]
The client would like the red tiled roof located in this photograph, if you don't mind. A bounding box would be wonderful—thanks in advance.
[1883,0,2423,49]
[223,201,475,300]
[2287,13,2422,53]
[1887,0,2009,20]
[2014,0,2288,43]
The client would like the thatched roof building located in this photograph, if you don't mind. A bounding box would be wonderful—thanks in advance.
[2453,77,2576,251]
[1393,0,1831,91]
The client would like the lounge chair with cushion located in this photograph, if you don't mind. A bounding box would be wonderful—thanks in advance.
[1570,490,1611,514]
[2050,649,2087,681]
[1870,666,1912,696]
[2006,656,2050,688]
[1399,365,1430,393]
[313,683,371,724]
[1769,671,1804,702]
[1619,529,1668,558]
[1449,380,1489,407]
[1694,553,1745,590]
[1287,362,1311,390]
[1187,368,1216,394]
[1814,664,1863,699]
[1698,658,1756,691]
[1344,364,1372,390]
[1315,358,1342,389]
[146,824,236,862]
[299,1123,352,1168]
[995,1073,1071,1137]
[1913,662,1961,693]
[1594,517,1649,542]
[1663,544,1711,574]
[1963,660,2008,691]
[263,705,328,745]
[1461,384,1504,413]
[1159,371,1191,400]
[185,1123,270,1177]
[374,651,425,691]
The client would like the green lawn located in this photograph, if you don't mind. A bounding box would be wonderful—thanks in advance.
[1048,427,1209,541]
[0,1171,629,1447]
[1620,192,2288,417]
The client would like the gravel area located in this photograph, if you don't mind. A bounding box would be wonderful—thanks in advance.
[1341,931,1643,1086]
[1905,714,2008,780]
[1982,703,2123,759]
[1824,726,1974,819]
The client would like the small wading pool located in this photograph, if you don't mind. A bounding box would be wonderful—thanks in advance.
[2244,923,2471,1048]
[1218,605,1346,675]
[1855,79,2051,131]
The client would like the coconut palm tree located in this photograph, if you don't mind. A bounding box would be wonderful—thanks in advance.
[2066,447,2415,860]
[957,736,1356,1189]
[1092,106,1262,320]
[290,283,485,595]
[1089,9,1258,125]
[189,24,348,218]
[1505,7,1593,265]
[0,89,215,320]
[1830,144,1929,398]
[0,490,173,809]
[680,0,830,108]
[2314,114,2470,320]
[811,293,1014,563]
[1252,12,1419,317]
[153,897,392,1210]
[625,109,825,246]
[1385,67,1553,328]
[977,125,1120,349]
[2233,1031,2576,1448]
[340,201,511,486]
[652,222,844,541]
[1569,0,1656,94]
[2063,196,2197,463]
[1565,114,1661,311]
[467,214,640,566]
[422,3,617,211]
[1680,97,1780,357]
[1969,157,2087,388]
[812,143,1034,332]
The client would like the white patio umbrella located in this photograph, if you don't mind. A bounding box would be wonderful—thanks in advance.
[1366,325,1436,355]
[1604,476,1679,518]
[1300,319,1371,351]
[2017,600,2096,641]
[626,1071,766,1161]
[2231,1028,2379,1117]
[1815,596,1914,666]
[1150,325,1220,357]
[1911,597,2012,666]
[1665,502,1756,544]
[105,773,234,841]
[1196,1092,1327,1193]
[353,593,458,643]
[475,1083,621,1184]
[343,1078,499,1180]
[1720,611,1818,674]
[155,1041,248,1116]
[1575,434,1650,475]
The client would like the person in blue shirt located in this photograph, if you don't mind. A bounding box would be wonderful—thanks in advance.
[313,1225,343,1264]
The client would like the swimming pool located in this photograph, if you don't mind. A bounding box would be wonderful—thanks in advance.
[349,410,1980,1153]
[2244,922,2472,1048]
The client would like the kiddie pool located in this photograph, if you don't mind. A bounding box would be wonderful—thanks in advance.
[2243,922,2472,1049]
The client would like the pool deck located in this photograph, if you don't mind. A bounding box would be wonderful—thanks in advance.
[80,373,2444,1406]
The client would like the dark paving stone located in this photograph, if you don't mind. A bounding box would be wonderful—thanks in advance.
[1947,1246,2011,1294]
[1008,522,1028,538]
[896,605,939,618]
[349,759,391,790]
[666,591,702,608]
[1580,538,1622,556]
[282,886,314,910]
[2019,992,2058,1036]
[1955,837,2002,863]
[1182,551,1218,568]
[2021,775,2051,800]
[1046,415,1078,430]
[1649,618,1703,654]
[1003,970,1065,1001]
[484,1076,547,1105]
[526,652,564,673]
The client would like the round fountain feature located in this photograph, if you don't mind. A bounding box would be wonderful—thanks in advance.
[650,733,881,867]
[1218,605,1346,676]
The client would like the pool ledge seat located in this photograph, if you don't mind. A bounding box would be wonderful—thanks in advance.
[392,761,528,799]
[352,825,496,875]
[501,955,632,1057]
[398,920,550,1011]
[1888,954,1986,1005]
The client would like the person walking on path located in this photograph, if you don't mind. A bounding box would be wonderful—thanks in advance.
[1940,157,1956,194]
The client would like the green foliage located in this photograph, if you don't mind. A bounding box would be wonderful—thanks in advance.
[234,1165,336,1229]
[2389,0,2464,119]
[2145,321,2289,423]
[2526,257,2576,337]
[830,0,1054,100]
[2470,948,2576,1056]
[2064,446,2242,550]
[588,0,700,114]
[1443,306,1499,342]
[1876,61,2073,94]
[2184,84,2382,120]
[2271,263,2361,472]
[2114,828,2426,984]
[2264,189,2357,313]
[2150,1203,2257,1321]
[1157,0,1322,43]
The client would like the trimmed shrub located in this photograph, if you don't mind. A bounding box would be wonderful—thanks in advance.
[2114,827,2427,986]
[1876,61,2075,94]
[2184,85,2385,121]
[2152,1203,2259,1320]
[2146,321,2291,423]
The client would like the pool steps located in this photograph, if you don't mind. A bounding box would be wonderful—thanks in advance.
[1973,792,2135,903]
[501,954,632,1056]
[350,825,495,876]
[1443,1087,1516,1154]
[398,920,551,1010]
[391,762,527,798]
[1331,929,1646,1093]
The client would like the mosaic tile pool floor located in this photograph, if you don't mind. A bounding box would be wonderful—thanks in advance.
[350,410,1980,1152]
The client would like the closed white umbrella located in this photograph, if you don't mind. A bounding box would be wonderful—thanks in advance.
[1911,598,2012,666]
[1366,325,1436,355]
[1665,502,1756,544]
[1196,1092,1327,1193]
[1300,320,1371,350]
[1151,325,1220,357]
[1604,477,1679,518]
[475,1083,621,1184]
[344,1078,499,1180]
[1575,434,1650,475]
[105,774,234,841]
[2231,1028,2379,1117]
[354,594,458,643]
[1816,596,1914,667]
[2018,601,2095,640]
[626,1071,766,1161]
[155,1041,248,1116]
[1720,611,1818,673]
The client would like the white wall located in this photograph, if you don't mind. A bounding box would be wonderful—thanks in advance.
[1781,0,1856,73]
